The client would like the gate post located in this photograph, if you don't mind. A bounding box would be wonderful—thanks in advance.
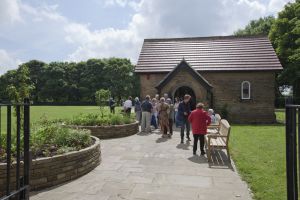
[285,97,298,200]
[23,98,30,200]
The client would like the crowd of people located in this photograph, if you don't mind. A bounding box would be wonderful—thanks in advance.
[109,94,218,156]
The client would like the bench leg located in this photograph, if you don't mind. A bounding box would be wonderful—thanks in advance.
[207,145,212,162]
[226,147,231,162]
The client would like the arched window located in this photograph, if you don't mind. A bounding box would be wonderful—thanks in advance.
[241,81,251,99]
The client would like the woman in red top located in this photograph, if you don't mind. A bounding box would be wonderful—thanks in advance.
[188,103,211,155]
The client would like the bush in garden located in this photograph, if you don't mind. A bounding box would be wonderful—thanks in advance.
[0,119,92,162]
[67,112,135,126]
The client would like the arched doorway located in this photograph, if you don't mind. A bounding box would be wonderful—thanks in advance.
[173,86,196,110]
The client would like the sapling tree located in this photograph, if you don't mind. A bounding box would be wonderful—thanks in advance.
[95,89,111,118]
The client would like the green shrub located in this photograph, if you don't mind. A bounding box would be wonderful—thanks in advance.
[31,122,92,158]
[220,104,229,119]
[67,113,135,126]
[1,121,92,162]
[110,114,123,125]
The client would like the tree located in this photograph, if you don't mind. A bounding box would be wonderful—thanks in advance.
[23,60,46,103]
[234,16,275,36]
[6,65,34,103]
[0,58,140,103]
[269,0,300,103]
[6,65,34,126]
[104,58,139,100]
[95,89,111,118]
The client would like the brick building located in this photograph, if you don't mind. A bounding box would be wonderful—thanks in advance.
[135,35,282,123]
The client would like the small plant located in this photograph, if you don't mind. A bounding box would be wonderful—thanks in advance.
[220,104,229,119]
[95,89,111,118]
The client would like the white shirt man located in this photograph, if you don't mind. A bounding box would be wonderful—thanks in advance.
[123,96,133,115]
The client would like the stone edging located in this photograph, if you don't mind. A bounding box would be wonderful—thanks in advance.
[68,122,139,139]
[0,136,101,195]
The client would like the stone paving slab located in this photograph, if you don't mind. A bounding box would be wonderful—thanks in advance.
[31,129,252,200]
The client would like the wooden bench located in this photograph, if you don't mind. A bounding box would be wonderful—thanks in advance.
[205,119,231,162]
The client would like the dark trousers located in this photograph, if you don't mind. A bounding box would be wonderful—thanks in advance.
[180,119,190,140]
[193,134,205,153]
[125,108,131,116]
[110,107,115,114]
[169,118,173,134]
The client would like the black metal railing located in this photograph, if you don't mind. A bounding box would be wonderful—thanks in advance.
[0,99,30,200]
[285,97,300,200]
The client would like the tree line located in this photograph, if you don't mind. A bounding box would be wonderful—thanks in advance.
[234,0,300,104]
[0,58,139,104]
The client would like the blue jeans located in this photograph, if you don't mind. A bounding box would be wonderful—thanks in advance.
[180,119,190,140]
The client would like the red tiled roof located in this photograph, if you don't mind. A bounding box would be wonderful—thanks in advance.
[135,35,283,73]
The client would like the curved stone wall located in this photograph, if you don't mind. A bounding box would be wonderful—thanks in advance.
[69,122,139,139]
[0,136,101,196]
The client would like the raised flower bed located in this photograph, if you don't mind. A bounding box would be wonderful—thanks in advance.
[66,113,139,139]
[0,136,101,195]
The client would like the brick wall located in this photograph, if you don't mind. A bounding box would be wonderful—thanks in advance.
[202,71,276,123]
[138,71,276,123]
[69,122,139,139]
[0,136,101,196]
[140,73,167,99]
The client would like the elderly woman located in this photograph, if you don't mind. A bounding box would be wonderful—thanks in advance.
[158,97,170,137]
[166,98,174,136]
[208,109,217,124]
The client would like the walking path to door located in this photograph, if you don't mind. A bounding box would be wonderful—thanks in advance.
[31,129,252,200]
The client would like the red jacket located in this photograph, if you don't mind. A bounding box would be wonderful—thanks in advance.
[188,109,211,135]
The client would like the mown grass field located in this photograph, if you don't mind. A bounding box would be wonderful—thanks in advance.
[230,124,286,200]
[0,106,123,132]
[0,106,294,200]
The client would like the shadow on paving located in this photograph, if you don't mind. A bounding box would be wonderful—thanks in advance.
[176,140,191,150]
[208,149,234,170]
[156,137,169,143]
[187,155,208,164]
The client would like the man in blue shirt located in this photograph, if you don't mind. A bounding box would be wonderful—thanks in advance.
[177,95,191,143]
[141,95,153,133]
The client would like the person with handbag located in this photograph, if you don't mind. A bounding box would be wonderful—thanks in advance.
[188,103,211,155]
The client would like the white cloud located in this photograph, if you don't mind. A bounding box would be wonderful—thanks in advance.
[268,0,294,13]
[0,49,22,75]
[104,0,139,8]
[0,0,294,74]
[65,0,292,63]
[0,0,21,25]
[64,23,139,61]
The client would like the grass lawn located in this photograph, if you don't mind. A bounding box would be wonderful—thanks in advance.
[230,123,286,200]
[0,106,123,133]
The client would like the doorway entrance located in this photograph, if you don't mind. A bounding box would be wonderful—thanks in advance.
[173,86,196,110]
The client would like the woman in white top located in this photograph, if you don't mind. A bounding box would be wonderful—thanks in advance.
[208,109,217,124]
[151,98,158,129]
[174,97,180,121]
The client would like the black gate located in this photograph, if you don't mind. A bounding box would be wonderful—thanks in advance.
[0,99,30,200]
[285,97,300,200]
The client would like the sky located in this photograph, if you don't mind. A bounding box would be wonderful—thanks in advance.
[0,0,294,74]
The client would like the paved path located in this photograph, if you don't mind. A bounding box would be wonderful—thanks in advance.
[31,130,252,200]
